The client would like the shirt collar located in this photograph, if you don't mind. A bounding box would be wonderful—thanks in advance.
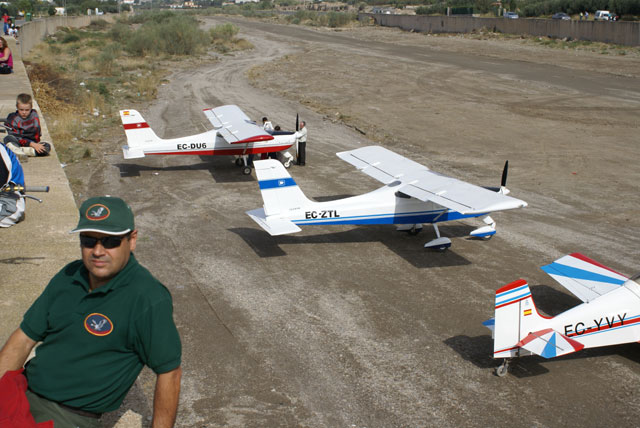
[72,253,139,294]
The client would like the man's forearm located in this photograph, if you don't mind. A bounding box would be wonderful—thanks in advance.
[152,366,182,428]
[0,328,36,378]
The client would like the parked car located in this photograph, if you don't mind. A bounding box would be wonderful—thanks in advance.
[503,11,519,19]
[594,10,611,20]
[552,12,571,20]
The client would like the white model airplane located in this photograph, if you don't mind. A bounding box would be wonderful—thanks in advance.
[484,253,639,376]
[246,146,527,249]
[119,105,296,175]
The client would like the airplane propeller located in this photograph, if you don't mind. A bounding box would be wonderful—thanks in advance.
[501,160,509,188]
[484,160,510,194]
[296,113,299,132]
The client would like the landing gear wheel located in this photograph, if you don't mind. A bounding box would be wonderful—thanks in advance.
[284,161,292,169]
[495,361,509,377]
[235,158,244,167]
[242,166,252,175]
[437,246,449,252]
[482,235,493,241]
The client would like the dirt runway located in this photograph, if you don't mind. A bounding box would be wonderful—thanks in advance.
[68,17,640,427]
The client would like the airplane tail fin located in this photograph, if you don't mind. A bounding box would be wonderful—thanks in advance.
[246,159,312,236]
[253,159,312,216]
[487,279,585,360]
[119,110,162,159]
[490,279,549,359]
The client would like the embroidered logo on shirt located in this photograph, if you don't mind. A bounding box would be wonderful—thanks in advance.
[84,313,114,336]
[86,204,110,221]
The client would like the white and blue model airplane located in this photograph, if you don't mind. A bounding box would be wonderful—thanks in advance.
[246,146,527,249]
[485,253,640,376]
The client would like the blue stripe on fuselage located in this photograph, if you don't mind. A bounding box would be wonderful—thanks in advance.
[259,178,297,190]
[293,210,483,226]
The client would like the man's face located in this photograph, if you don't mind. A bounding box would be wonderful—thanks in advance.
[80,230,137,289]
[17,102,31,119]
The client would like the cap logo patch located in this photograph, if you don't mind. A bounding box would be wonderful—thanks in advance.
[84,313,114,336]
[86,204,110,221]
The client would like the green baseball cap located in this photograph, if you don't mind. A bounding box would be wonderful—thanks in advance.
[70,196,135,235]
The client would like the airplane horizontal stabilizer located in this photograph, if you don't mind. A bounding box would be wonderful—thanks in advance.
[482,318,495,334]
[541,253,627,303]
[122,145,145,159]
[517,328,584,359]
[246,208,301,236]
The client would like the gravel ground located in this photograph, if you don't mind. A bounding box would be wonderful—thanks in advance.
[64,17,640,427]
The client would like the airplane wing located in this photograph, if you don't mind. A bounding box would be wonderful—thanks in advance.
[517,328,584,359]
[203,105,274,144]
[337,146,527,215]
[541,253,628,303]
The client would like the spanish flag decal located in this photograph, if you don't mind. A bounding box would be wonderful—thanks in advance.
[524,309,532,316]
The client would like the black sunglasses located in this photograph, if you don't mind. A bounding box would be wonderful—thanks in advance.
[80,233,130,249]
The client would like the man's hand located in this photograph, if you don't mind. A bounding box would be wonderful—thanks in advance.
[152,366,182,428]
[0,328,36,378]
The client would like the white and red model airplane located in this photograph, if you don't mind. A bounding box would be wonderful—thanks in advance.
[484,253,639,376]
[119,105,296,175]
[246,146,527,249]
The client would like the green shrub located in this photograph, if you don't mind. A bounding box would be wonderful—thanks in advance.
[62,32,81,43]
[210,22,239,42]
[124,14,208,56]
[108,22,132,43]
[96,43,120,75]
[88,19,109,30]
[327,11,356,27]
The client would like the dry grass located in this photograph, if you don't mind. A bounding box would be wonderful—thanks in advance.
[24,15,255,164]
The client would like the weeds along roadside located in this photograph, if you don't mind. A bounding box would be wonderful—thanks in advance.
[24,13,253,165]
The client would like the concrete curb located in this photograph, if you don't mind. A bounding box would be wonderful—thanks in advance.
[0,35,78,344]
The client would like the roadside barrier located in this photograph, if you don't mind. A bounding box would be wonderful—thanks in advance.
[359,13,640,47]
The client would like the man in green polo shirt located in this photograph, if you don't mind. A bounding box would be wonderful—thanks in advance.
[0,196,182,428]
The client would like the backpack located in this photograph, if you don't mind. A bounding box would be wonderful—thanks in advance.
[0,144,25,227]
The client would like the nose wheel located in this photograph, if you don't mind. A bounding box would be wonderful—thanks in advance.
[495,359,510,377]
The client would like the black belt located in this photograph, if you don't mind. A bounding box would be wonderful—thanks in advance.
[29,389,102,419]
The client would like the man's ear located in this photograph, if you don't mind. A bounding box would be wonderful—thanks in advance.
[128,230,138,252]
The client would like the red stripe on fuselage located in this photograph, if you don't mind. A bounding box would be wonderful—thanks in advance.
[565,314,640,338]
[123,122,150,130]
[146,144,292,156]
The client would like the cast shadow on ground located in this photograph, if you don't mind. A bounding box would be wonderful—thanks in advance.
[102,379,152,427]
[529,284,583,316]
[446,334,640,379]
[0,256,46,265]
[229,223,475,269]
[114,155,255,183]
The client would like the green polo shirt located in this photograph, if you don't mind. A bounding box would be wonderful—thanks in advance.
[21,254,181,414]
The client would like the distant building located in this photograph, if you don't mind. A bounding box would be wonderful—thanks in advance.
[235,0,259,3]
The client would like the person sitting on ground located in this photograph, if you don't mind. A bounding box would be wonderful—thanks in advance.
[0,36,12,73]
[0,142,25,227]
[0,195,182,427]
[7,19,17,38]
[4,93,51,157]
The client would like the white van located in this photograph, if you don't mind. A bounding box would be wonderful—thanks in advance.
[594,10,611,20]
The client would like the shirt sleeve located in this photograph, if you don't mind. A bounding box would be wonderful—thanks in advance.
[133,296,182,374]
[20,283,52,342]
